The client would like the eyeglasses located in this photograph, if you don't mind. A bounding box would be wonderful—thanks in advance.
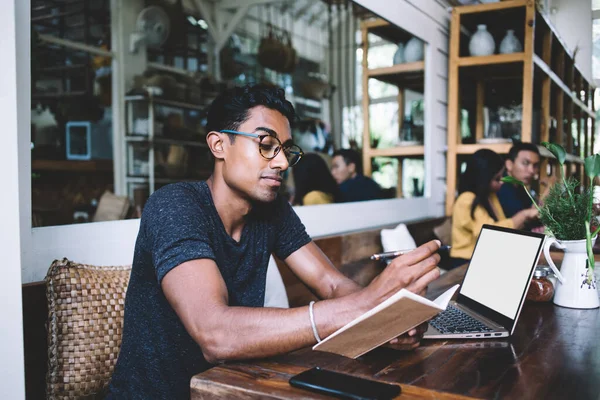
[220,129,304,167]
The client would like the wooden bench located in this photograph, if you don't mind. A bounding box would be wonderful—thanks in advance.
[21,216,447,399]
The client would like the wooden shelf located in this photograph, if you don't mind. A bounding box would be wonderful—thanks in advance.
[457,53,525,67]
[125,95,206,111]
[367,62,424,91]
[446,0,594,215]
[32,159,113,172]
[368,146,424,158]
[125,135,208,148]
[361,19,414,46]
[361,18,426,198]
[456,143,512,154]
[533,55,595,117]
[454,0,527,15]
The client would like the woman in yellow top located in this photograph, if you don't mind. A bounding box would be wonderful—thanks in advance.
[449,149,538,269]
[292,153,340,206]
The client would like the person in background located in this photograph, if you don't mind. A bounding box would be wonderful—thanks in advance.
[450,149,539,269]
[292,153,340,206]
[497,142,541,218]
[331,149,382,202]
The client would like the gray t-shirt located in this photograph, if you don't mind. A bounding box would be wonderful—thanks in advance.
[107,181,311,399]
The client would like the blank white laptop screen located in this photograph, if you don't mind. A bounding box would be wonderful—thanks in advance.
[460,227,544,319]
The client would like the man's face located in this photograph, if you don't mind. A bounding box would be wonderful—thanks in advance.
[221,106,292,203]
[506,150,540,185]
[331,155,355,185]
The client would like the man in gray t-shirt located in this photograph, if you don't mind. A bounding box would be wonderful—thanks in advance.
[107,85,441,399]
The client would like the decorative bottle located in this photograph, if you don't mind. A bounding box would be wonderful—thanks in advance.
[499,29,522,54]
[469,24,495,56]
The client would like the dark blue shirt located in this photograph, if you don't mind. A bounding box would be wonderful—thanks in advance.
[339,175,382,203]
[497,181,533,218]
[107,182,311,399]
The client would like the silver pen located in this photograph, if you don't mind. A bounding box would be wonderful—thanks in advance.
[370,245,452,261]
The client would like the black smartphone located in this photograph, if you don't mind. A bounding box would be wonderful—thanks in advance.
[289,367,401,400]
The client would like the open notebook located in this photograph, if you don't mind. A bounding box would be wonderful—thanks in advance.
[313,284,459,359]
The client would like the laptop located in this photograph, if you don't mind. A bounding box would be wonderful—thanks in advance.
[424,224,546,339]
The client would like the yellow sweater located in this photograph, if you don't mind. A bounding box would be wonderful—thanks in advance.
[302,191,334,206]
[450,192,514,259]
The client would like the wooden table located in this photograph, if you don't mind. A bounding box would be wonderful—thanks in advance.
[191,265,600,399]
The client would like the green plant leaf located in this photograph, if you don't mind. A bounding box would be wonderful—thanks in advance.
[542,142,566,165]
[501,176,525,186]
[584,154,600,180]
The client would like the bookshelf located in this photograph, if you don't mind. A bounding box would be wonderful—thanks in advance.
[445,0,596,214]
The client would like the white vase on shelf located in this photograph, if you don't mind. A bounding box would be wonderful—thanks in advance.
[499,29,522,54]
[404,37,424,62]
[469,24,495,56]
[393,43,405,64]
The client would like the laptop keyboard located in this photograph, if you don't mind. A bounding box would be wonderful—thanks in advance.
[430,305,494,334]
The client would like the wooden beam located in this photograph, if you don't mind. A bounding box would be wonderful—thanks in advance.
[520,1,534,143]
[455,0,528,14]
[398,89,405,142]
[367,62,425,77]
[475,80,484,141]
[539,28,552,144]
[445,8,461,215]
[38,34,114,57]
[361,24,372,177]
[457,52,525,66]
[217,0,287,10]
[368,146,424,157]
[397,159,403,198]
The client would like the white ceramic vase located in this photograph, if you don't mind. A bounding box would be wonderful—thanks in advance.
[404,37,424,62]
[543,236,600,309]
[499,29,522,54]
[393,44,405,64]
[469,24,495,56]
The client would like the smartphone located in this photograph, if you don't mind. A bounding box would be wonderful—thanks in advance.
[289,367,401,400]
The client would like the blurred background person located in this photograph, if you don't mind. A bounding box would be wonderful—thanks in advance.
[450,149,538,269]
[331,149,382,203]
[292,153,340,206]
[498,142,541,218]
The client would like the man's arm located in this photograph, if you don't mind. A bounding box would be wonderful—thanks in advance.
[162,240,440,364]
[281,241,362,299]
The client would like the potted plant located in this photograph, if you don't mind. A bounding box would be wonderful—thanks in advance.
[502,142,600,309]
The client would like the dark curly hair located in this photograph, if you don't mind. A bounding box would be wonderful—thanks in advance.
[206,85,296,142]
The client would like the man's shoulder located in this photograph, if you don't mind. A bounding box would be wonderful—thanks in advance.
[142,181,209,220]
[498,180,518,196]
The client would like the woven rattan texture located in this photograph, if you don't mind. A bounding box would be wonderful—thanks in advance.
[45,258,131,399]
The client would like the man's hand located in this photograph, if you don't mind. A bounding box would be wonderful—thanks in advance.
[362,240,441,309]
[385,322,428,351]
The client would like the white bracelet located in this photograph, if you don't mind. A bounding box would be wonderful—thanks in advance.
[309,301,322,343]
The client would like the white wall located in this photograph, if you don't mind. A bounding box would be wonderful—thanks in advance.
[548,0,593,83]
[1,0,27,397]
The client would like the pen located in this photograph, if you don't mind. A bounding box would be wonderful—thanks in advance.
[370,245,452,261]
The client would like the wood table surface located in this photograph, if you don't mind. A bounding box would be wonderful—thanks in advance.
[191,264,600,400]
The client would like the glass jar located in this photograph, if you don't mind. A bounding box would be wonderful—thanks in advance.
[526,268,555,302]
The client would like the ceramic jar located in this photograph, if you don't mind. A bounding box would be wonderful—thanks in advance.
[393,43,405,64]
[469,24,495,56]
[499,29,522,54]
[526,268,554,302]
[404,37,424,62]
